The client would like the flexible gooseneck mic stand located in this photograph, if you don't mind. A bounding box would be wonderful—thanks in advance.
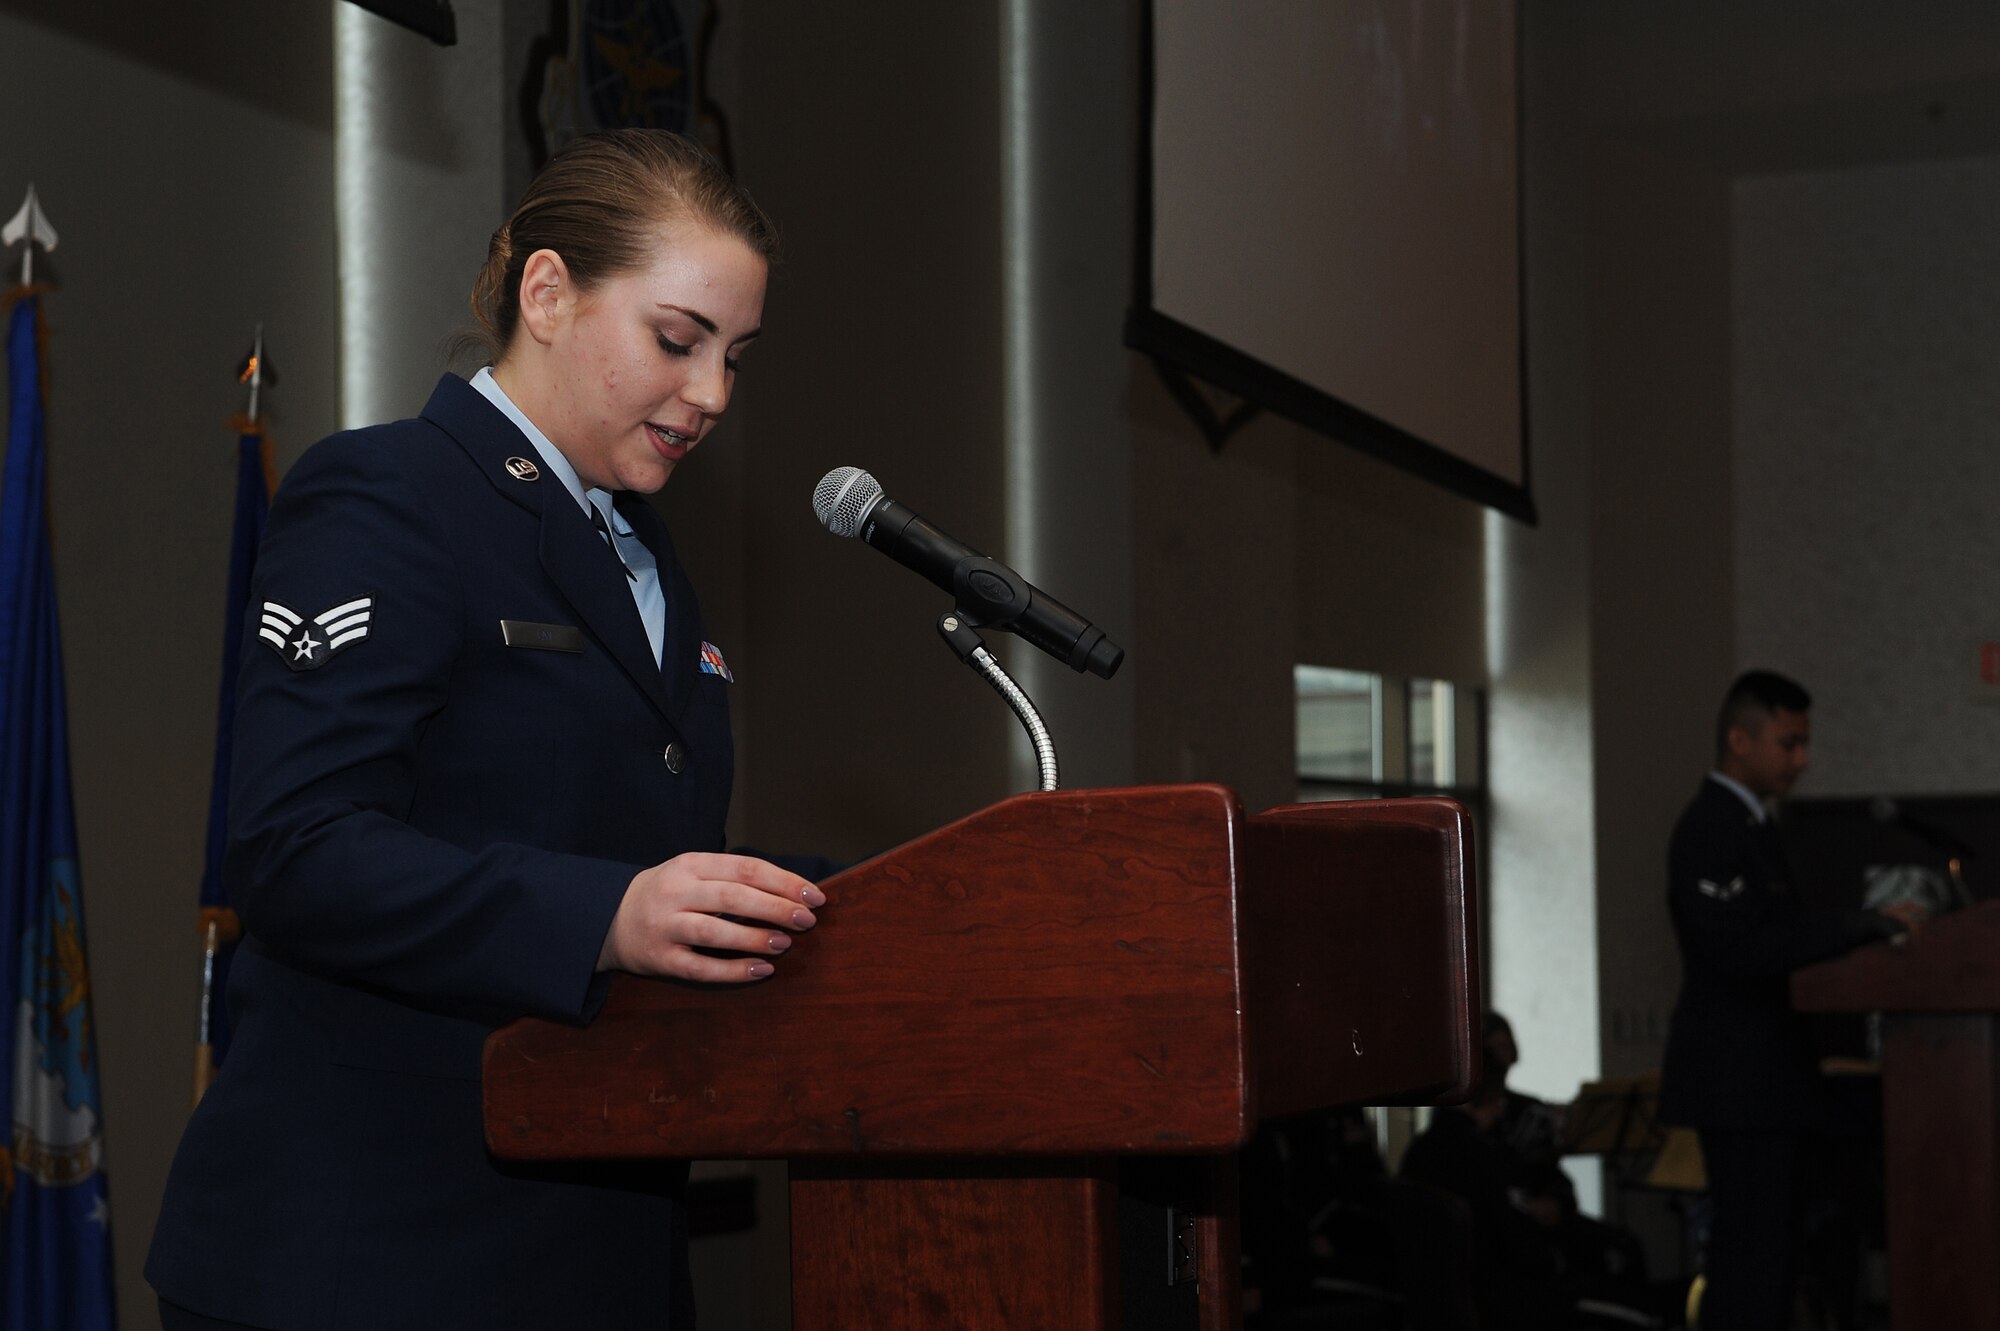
[937,611,1059,792]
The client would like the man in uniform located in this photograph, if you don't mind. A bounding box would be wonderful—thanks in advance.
[1659,670,1923,1330]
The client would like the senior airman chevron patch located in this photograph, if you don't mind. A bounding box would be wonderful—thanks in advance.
[1697,875,1747,902]
[258,597,374,672]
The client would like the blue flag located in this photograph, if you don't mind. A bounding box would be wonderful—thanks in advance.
[195,423,271,1087]
[1,292,118,1330]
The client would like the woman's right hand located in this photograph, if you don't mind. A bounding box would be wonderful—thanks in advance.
[597,852,823,981]
[1879,899,1930,940]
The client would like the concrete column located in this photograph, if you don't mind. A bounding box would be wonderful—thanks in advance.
[999,0,1140,790]
[335,1,504,427]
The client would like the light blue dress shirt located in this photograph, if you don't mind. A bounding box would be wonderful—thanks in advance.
[1706,770,1768,824]
[470,367,666,666]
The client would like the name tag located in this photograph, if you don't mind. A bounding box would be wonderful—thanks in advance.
[499,620,584,653]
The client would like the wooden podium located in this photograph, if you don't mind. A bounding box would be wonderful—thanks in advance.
[1794,898,2000,1330]
[483,784,1479,1329]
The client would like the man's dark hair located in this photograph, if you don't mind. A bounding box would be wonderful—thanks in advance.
[1715,669,1811,761]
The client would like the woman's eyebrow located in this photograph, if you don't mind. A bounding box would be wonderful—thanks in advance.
[659,304,760,344]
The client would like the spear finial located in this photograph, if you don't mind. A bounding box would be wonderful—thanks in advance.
[2,184,58,288]
[239,325,266,424]
[236,325,281,426]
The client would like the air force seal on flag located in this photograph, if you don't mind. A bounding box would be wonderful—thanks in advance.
[259,597,374,671]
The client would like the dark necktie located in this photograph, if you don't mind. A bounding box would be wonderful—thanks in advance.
[589,502,638,582]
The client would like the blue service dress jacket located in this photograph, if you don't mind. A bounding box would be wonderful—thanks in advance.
[1657,776,1897,1133]
[148,374,746,1330]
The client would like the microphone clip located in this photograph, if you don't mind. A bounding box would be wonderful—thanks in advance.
[936,608,1061,792]
[938,608,991,663]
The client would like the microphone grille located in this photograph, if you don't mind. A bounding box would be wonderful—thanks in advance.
[813,466,883,538]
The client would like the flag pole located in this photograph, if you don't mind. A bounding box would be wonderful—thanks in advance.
[193,910,236,1104]
[195,328,277,1105]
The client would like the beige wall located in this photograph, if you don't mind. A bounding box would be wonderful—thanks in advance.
[1584,139,1737,1084]
[1735,152,2000,796]
[718,1,1016,862]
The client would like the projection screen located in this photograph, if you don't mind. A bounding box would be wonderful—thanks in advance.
[1127,0,1531,520]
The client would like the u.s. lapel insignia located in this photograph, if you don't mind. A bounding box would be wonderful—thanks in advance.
[505,456,541,481]
[259,597,375,672]
[698,641,735,682]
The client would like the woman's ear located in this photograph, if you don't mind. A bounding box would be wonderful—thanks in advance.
[516,249,571,346]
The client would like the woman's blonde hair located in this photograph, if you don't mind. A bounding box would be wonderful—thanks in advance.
[469,129,777,356]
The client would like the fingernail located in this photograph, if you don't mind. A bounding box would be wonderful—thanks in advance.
[748,961,774,978]
[768,933,791,952]
[803,886,827,907]
[791,908,816,929]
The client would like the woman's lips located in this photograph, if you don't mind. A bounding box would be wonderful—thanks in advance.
[647,422,692,460]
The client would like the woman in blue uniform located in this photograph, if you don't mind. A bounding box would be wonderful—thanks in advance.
[148,130,825,1331]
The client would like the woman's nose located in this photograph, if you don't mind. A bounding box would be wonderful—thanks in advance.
[682,353,730,416]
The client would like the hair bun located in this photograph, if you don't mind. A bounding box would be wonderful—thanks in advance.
[471,223,517,346]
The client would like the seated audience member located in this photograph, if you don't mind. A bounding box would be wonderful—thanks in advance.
[1481,1013,1661,1319]
[1401,1012,1663,1329]
[1242,1106,1476,1331]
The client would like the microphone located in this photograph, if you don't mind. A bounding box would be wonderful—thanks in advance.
[1870,796,1975,862]
[813,466,1124,679]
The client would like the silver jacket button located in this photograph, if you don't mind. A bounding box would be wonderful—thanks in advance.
[663,742,686,775]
